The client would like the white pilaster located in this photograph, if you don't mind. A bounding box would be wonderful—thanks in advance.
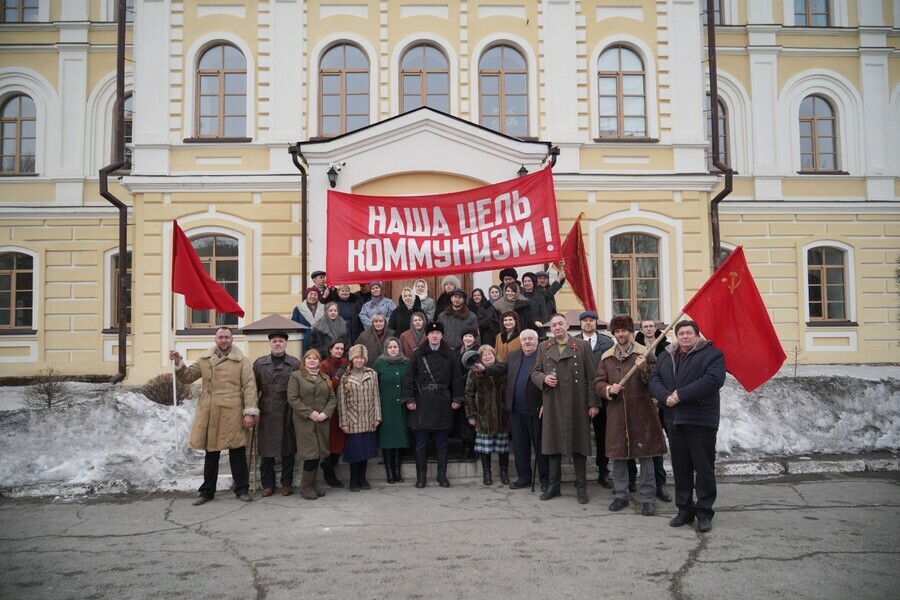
[60,0,88,20]
[859,51,890,176]
[541,0,579,142]
[746,1,773,24]
[748,46,780,175]
[858,0,884,26]
[669,0,706,172]
[269,0,304,143]
[133,0,171,173]
[56,30,88,189]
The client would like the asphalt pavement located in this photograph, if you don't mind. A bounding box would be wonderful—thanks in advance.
[1,468,898,600]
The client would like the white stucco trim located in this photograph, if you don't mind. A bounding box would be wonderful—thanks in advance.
[588,34,660,140]
[307,33,380,139]
[388,34,459,117]
[84,69,134,176]
[799,238,856,324]
[468,33,539,138]
[708,69,753,174]
[182,33,257,140]
[776,69,864,175]
[0,68,60,177]
[890,85,900,174]
[0,245,40,332]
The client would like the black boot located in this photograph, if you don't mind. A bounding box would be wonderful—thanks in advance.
[415,450,427,488]
[348,462,360,492]
[480,453,493,485]
[436,447,450,487]
[540,456,561,501]
[359,461,371,490]
[383,451,395,484]
[392,449,404,483]
[322,453,343,488]
[463,444,477,462]
[574,455,589,504]
[499,453,510,485]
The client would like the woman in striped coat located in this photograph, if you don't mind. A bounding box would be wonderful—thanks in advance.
[339,344,382,491]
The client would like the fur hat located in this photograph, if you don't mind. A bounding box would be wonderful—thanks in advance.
[609,315,634,333]
[461,326,479,339]
[348,344,368,362]
[425,321,444,334]
[500,310,519,323]
[499,267,518,281]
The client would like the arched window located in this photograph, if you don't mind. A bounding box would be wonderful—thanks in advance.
[795,0,830,27]
[706,94,728,168]
[711,0,722,25]
[610,233,660,321]
[187,235,239,328]
[807,246,846,321]
[0,251,33,329]
[319,43,369,136]
[478,44,528,136]
[401,44,449,114]
[112,93,133,171]
[1,94,36,174]
[799,94,838,172]
[2,0,38,22]
[598,46,646,138]
[196,43,247,138]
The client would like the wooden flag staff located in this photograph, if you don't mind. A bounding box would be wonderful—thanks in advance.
[608,312,685,400]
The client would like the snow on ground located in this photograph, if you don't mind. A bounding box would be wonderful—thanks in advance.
[0,365,897,492]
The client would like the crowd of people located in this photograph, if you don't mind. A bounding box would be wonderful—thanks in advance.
[170,266,726,533]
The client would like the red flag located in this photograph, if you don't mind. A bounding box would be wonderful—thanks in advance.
[559,212,597,313]
[682,246,785,392]
[172,221,244,318]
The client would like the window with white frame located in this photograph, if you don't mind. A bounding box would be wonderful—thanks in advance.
[319,43,370,136]
[807,246,846,321]
[0,251,33,329]
[401,44,450,114]
[186,234,239,328]
[610,233,660,321]
[478,44,528,137]
[799,94,838,172]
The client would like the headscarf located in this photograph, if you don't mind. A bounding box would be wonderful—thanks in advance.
[310,301,349,340]
[488,285,502,305]
[379,336,408,365]
[492,282,523,315]
[409,311,427,345]
[413,279,429,301]
[400,286,416,309]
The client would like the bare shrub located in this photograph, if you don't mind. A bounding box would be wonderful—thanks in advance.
[142,373,192,406]
[23,365,76,410]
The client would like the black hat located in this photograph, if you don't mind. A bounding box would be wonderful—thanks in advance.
[536,271,550,278]
[425,321,444,334]
[311,270,326,279]
[268,330,289,340]
[450,288,467,299]
[461,326,478,338]
[522,272,537,285]
[499,267,518,280]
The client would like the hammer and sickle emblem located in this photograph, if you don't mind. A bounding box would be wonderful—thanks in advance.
[720,268,743,295]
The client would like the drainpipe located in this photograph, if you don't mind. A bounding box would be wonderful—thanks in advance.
[287,143,308,291]
[706,0,733,270]
[99,0,128,383]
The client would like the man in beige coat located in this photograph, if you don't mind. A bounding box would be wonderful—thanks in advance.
[170,326,259,505]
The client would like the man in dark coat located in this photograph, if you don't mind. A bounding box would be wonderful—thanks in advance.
[253,331,301,497]
[403,321,465,488]
[578,310,617,489]
[532,313,600,504]
[535,268,566,315]
[438,288,480,350]
[594,315,667,517]
[636,317,673,503]
[649,320,726,533]
[476,328,548,491]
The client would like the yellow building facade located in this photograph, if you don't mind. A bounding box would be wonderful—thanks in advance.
[1,0,897,383]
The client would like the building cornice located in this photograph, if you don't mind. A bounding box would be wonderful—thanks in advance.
[720,200,897,214]
[0,205,129,219]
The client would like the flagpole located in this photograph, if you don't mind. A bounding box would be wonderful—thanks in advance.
[170,245,179,459]
[610,312,685,398]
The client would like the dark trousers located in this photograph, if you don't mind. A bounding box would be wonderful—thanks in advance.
[260,455,295,489]
[669,425,718,519]
[414,429,449,452]
[509,411,549,485]
[591,409,608,474]
[200,447,249,498]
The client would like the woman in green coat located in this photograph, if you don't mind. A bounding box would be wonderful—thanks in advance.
[287,348,336,500]
[373,337,409,484]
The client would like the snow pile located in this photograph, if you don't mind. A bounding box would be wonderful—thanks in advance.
[0,366,897,492]
[0,388,200,490]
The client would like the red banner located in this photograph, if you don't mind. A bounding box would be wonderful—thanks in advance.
[682,246,786,392]
[325,168,562,285]
[172,221,244,317]
[559,212,597,313]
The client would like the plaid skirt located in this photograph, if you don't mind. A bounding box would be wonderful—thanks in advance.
[474,432,510,454]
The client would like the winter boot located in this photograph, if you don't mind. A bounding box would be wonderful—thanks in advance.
[312,468,326,497]
[436,447,450,488]
[359,461,371,490]
[463,444,477,462]
[348,462,361,492]
[415,450,427,488]
[299,469,318,500]
[499,452,510,485]
[540,456,561,501]
[392,449,404,483]
[383,450,395,484]
[321,454,343,488]
[574,455,589,504]
[480,453,493,485]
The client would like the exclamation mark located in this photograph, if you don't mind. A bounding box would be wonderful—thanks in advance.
[542,218,554,251]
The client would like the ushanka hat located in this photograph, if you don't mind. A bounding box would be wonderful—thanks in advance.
[348,344,368,361]
[609,315,634,332]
